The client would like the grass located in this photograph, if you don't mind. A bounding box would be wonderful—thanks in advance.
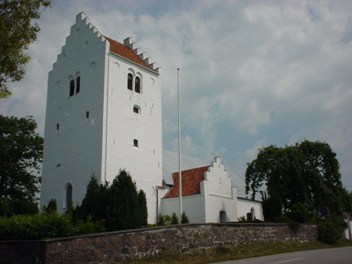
[132,240,352,264]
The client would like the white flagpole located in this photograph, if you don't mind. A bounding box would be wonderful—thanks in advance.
[177,68,183,219]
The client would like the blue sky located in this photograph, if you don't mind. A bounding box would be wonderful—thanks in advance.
[1,0,352,191]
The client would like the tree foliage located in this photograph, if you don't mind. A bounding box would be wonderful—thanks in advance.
[0,0,50,98]
[74,170,148,231]
[0,115,43,216]
[0,212,105,240]
[245,140,346,221]
[181,211,189,224]
[138,189,148,226]
[42,198,57,213]
[170,212,179,225]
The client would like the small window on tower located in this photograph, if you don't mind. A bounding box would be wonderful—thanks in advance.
[133,105,140,114]
[56,123,60,130]
[135,76,141,93]
[69,80,75,96]
[133,139,139,148]
[86,111,89,119]
[127,73,133,90]
[76,76,80,94]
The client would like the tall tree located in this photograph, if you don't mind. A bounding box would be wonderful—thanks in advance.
[73,177,108,222]
[245,140,345,221]
[74,170,148,231]
[0,0,50,98]
[106,170,141,230]
[138,190,148,226]
[0,115,43,216]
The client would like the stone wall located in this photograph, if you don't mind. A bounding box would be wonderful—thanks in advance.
[0,223,317,264]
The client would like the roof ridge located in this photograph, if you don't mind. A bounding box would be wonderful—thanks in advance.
[172,165,209,175]
[105,36,160,74]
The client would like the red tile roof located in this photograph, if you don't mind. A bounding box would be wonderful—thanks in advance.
[164,166,209,198]
[105,36,154,71]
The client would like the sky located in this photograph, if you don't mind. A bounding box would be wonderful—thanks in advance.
[1,0,352,191]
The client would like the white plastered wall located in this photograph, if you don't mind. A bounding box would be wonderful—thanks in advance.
[160,157,238,223]
[237,198,264,221]
[103,51,162,224]
[202,157,238,222]
[41,13,109,211]
[160,193,206,223]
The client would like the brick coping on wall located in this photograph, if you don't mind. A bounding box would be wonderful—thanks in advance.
[0,223,318,264]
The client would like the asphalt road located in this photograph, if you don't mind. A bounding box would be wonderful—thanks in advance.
[212,246,352,264]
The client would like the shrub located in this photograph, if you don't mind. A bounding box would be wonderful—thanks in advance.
[0,213,105,240]
[43,199,57,213]
[171,212,179,225]
[181,212,189,224]
[157,214,174,226]
[157,214,165,226]
[72,217,105,235]
[0,213,73,240]
[287,203,310,223]
[317,219,343,244]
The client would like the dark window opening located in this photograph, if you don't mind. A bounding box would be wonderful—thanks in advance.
[86,111,89,119]
[133,105,140,114]
[69,80,75,96]
[66,184,72,209]
[133,139,139,148]
[220,210,227,223]
[135,76,141,93]
[127,73,133,90]
[56,123,60,130]
[76,76,80,94]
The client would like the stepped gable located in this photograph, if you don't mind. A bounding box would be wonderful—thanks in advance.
[57,12,159,74]
[162,150,247,197]
[164,166,209,198]
[105,37,155,72]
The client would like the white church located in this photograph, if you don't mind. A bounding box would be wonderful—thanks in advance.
[40,12,263,224]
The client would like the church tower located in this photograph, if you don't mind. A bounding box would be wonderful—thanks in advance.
[41,12,162,223]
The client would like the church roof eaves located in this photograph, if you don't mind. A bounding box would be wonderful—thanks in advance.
[105,36,159,75]
[164,166,209,198]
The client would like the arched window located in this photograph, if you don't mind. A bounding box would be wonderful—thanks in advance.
[250,207,256,221]
[135,76,141,93]
[220,210,227,223]
[127,73,133,90]
[133,105,141,114]
[66,183,72,209]
[76,76,80,94]
[69,80,75,96]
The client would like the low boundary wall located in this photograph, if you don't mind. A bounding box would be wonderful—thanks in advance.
[0,223,317,263]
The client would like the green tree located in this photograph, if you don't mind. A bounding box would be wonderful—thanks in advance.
[298,141,344,214]
[106,170,141,230]
[75,170,148,231]
[171,212,179,225]
[181,211,189,224]
[0,115,43,216]
[245,140,345,221]
[42,198,57,213]
[0,0,50,98]
[73,177,108,223]
[138,190,148,226]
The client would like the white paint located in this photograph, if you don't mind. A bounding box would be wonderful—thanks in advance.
[345,219,352,240]
[237,197,264,221]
